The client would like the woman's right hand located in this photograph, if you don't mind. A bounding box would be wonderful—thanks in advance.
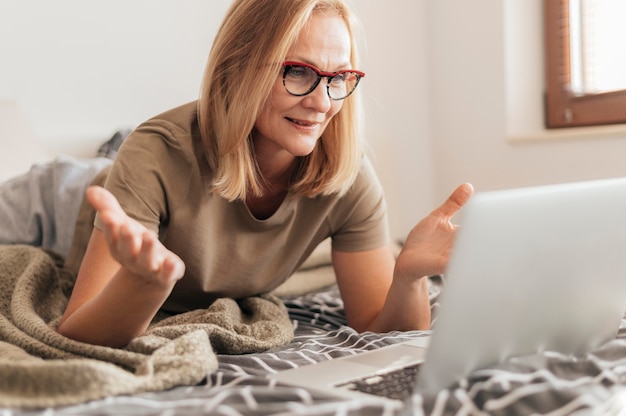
[57,186,185,347]
[85,186,185,288]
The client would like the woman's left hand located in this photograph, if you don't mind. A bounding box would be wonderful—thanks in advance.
[395,183,474,282]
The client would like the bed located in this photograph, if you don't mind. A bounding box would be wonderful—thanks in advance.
[2,248,626,416]
[2,114,626,415]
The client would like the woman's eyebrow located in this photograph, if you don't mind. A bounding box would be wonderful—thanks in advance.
[286,57,353,71]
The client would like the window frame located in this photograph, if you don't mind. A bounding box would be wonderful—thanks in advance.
[544,0,626,129]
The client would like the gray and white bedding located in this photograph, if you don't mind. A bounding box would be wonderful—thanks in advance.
[3,273,626,416]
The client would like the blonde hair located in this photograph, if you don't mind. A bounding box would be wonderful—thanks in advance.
[198,0,365,201]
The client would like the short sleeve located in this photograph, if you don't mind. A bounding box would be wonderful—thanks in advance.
[94,119,195,235]
[328,157,390,252]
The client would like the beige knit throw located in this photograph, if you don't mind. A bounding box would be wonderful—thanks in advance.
[0,245,294,409]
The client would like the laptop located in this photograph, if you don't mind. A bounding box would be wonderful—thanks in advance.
[267,177,626,407]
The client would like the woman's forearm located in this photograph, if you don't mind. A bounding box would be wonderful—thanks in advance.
[57,267,174,348]
[363,275,431,333]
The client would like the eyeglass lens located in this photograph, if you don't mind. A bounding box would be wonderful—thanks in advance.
[283,65,362,100]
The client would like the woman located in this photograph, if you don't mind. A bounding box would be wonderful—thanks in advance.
[57,0,473,348]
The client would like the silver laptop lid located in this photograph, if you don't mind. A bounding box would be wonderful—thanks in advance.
[417,177,626,394]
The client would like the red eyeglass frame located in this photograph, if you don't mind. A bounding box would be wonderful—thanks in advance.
[282,61,366,79]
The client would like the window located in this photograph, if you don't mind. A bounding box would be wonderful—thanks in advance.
[544,0,626,128]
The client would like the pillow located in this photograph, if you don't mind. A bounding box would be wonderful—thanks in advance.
[0,99,50,181]
[271,239,336,297]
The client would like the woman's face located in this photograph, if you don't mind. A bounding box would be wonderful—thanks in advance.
[253,12,351,160]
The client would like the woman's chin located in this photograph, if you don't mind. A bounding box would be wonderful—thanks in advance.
[291,136,320,156]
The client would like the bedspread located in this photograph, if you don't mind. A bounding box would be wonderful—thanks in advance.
[2,248,626,415]
[0,244,293,409]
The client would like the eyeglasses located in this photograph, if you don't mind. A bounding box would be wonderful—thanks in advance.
[282,61,365,101]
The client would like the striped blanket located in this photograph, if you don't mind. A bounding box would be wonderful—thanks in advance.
[4,275,626,415]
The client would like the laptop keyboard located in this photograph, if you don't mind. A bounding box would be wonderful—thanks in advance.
[335,363,421,401]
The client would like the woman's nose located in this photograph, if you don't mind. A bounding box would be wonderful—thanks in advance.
[301,80,332,113]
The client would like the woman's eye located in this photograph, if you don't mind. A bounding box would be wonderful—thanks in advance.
[331,74,347,84]
[288,67,307,78]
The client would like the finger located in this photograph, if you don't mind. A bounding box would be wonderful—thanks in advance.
[88,186,146,243]
[86,186,125,217]
[433,183,474,218]
[136,231,163,274]
[135,233,184,285]
[114,223,143,262]
[86,186,132,235]
[159,256,185,285]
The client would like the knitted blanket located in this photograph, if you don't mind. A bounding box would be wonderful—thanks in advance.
[0,245,294,409]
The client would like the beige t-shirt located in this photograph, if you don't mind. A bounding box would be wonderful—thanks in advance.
[96,101,390,312]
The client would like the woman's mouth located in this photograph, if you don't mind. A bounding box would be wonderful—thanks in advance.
[286,117,319,127]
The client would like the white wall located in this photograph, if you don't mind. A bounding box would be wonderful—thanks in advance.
[353,1,431,239]
[0,0,227,155]
[428,0,626,207]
